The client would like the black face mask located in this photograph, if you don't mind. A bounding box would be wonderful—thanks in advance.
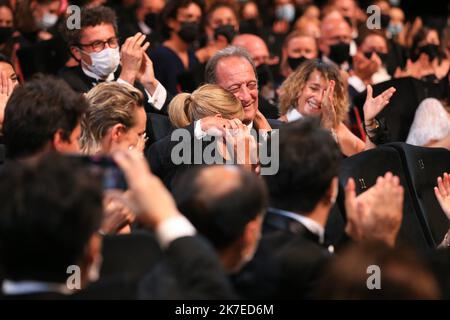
[256,64,273,87]
[239,18,259,35]
[144,13,158,30]
[0,27,13,44]
[421,73,438,83]
[214,24,236,43]
[418,44,440,61]
[178,21,200,43]
[287,56,308,70]
[328,42,350,65]
[380,14,391,29]
[363,51,388,64]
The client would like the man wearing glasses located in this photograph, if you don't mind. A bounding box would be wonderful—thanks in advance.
[60,5,167,114]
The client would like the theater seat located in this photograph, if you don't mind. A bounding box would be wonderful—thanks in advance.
[338,146,432,249]
[385,142,450,246]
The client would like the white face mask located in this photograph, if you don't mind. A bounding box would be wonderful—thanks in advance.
[83,47,120,78]
[38,12,58,29]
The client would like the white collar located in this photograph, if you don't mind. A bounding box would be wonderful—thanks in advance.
[286,108,303,122]
[270,208,325,244]
[2,280,73,295]
[81,64,115,83]
[348,75,366,93]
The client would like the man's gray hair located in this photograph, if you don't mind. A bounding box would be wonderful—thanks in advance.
[205,46,257,84]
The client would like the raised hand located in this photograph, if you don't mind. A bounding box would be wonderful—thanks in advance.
[119,32,150,84]
[223,124,259,173]
[345,172,404,247]
[101,190,135,234]
[200,115,243,137]
[113,150,180,228]
[434,172,450,221]
[0,71,17,126]
[363,84,396,123]
[137,52,159,94]
[320,80,337,130]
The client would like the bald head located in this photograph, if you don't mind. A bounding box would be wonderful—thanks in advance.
[232,34,269,67]
[172,165,267,251]
[197,166,242,200]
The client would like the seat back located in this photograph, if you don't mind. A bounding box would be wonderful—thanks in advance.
[385,143,450,246]
[339,147,432,249]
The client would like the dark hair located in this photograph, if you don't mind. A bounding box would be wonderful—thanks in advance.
[355,28,388,47]
[172,165,268,250]
[62,5,118,47]
[410,26,444,62]
[2,74,88,159]
[15,0,60,33]
[0,153,103,282]
[264,117,341,213]
[160,0,204,39]
[205,1,238,25]
[316,242,440,299]
[0,53,13,67]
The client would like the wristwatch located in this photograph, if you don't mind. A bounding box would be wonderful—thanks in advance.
[364,119,380,138]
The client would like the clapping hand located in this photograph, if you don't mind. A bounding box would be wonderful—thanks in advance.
[363,85,396,124]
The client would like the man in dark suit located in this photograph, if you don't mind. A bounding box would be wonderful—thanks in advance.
[147,46,281,186]
[0,151,235,300]
[59,6,168,115]
[234,117,405,299]
[171,165,268,274]
[2,75,87,162]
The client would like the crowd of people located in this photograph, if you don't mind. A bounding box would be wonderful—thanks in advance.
[0,0,448,300]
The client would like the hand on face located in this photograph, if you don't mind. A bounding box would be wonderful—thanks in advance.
[319,80,338,129]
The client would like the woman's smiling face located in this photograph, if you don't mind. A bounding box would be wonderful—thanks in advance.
[296,69,328,117]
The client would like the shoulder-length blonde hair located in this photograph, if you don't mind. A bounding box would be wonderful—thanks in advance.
[80,82,144,155]
[168,84,244,128]
[279,59,349,122]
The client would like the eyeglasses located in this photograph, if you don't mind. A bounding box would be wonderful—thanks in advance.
[78,37,120,52]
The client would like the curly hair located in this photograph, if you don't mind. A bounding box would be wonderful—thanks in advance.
[278,59,349,123]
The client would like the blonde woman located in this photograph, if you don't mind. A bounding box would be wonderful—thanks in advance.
[169,84,257,168]
[168,83,244,128]
[278,59,396,157]
[80,82,148,235]
[149,84,258,188]
[80,82,147,155]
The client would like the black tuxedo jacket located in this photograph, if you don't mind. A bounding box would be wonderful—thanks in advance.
[58,65,169,115]
[1,235,235,300]
[138,235,236,299]
[233,208,331,299]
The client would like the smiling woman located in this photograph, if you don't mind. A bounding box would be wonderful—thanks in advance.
[278,59,396,156]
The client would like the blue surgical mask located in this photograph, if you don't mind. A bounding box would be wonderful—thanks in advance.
[275,4,296,23]
[388,23,403,37]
